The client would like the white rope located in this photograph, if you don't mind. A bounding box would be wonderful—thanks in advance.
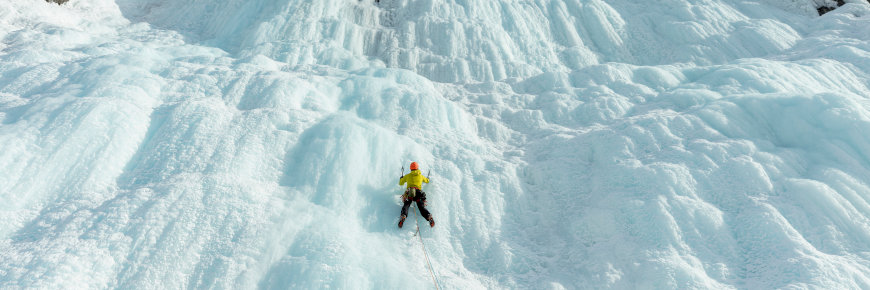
[412,204,441,290]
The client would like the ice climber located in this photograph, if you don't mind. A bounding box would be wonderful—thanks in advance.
[398,162,434,228]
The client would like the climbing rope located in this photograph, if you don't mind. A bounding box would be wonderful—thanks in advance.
[412,204,441,290]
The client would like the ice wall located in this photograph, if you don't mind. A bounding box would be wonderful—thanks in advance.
[115,0,819,83]
[2,0,870,289]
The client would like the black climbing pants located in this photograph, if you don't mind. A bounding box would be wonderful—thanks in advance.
[401,189,431,219]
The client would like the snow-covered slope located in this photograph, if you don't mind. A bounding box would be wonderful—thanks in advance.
[2,0,870,288]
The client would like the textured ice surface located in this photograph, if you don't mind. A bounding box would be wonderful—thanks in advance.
[2,0,870,289]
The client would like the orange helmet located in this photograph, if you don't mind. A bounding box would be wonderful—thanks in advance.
[410,162,419,170]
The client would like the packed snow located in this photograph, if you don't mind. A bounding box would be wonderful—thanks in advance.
[2,0,870,288]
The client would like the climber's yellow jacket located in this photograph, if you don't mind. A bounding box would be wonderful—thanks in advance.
[399,169,429,189]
